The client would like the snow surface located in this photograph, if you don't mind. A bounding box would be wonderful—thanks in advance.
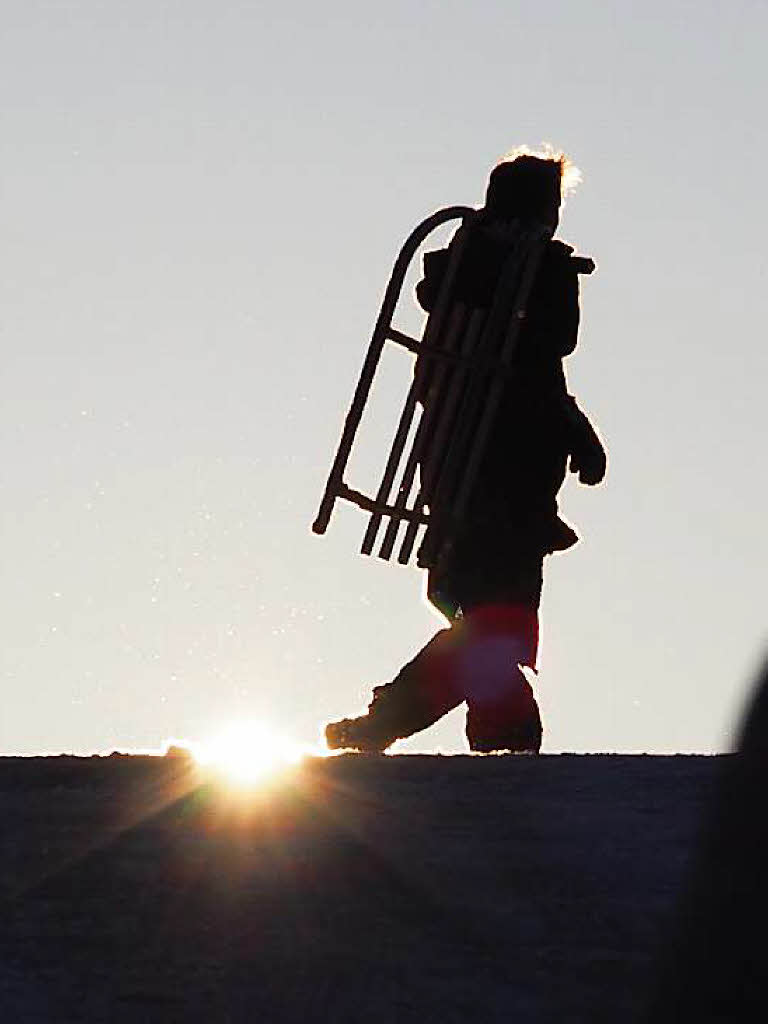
[0,753,723,1022]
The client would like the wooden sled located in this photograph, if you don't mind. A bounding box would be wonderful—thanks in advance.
[312,206,553,569]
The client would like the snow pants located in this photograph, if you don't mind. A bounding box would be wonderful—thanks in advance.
[364,602,542,752]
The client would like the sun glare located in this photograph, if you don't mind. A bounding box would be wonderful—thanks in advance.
[192,720,306,787]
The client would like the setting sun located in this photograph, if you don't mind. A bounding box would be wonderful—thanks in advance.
[191,720,306,786]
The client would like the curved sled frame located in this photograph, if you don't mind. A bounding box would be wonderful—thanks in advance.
[313,206,551,568]
[312,205,474,541]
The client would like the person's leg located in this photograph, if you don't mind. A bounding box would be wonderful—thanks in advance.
[325,626,466,752]
[456,602,543,753]
[325,560,546,753]
[465,667,542,752]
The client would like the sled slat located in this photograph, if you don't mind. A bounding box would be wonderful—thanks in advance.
[378,304,471,562]
[360,222,473,556]
[396,307,487,565]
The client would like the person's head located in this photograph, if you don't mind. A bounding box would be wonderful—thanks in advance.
[484,153,566,228]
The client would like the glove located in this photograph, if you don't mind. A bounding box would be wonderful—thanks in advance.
[569,444,606,486]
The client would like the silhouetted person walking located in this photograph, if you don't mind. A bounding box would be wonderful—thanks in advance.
[326,152,606,753]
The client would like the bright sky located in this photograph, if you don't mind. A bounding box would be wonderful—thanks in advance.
[2,0,766,756]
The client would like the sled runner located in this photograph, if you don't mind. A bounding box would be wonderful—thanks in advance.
[312,206,554,570]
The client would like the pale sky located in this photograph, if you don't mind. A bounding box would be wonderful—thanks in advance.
[1,0,766,755]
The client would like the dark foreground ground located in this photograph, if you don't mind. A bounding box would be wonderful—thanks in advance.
[0,753,723,1023]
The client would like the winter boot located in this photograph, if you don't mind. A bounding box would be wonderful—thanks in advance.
[465,670,542,753]
[325,714,395,754]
